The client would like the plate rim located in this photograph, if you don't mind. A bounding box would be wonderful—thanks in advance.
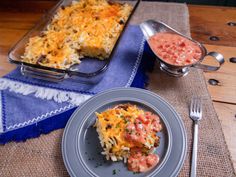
[62,87,187,177]
[76,97,173,177]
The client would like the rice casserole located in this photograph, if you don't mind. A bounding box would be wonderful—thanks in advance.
[22,0,132,69]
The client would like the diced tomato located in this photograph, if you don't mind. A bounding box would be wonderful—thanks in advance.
[124,111,162,173]
[158,45,163,49]
[163,54,169,60]
[164,44,170,48]
[126,123,135,131]
[135,122,143,131]
[145,112,152,118]
[128,150,159,173]
[147,154,159,166]
[152,120,162,132]
[153,114,160,121]
[186,59,191,63]
[148,32,202,66]
[137,115,149,124]
[179,41,186,47]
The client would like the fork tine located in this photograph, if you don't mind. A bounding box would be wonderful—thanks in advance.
[198,98,203,117]
[198,98,201,113]
[195,97,202,118]
[198,98,202,112]
[190,98,195,113]
[196,98,200,113]
[192,98,195,113]
[190,98,194,113]
[191,97,202,112]
[190,97,195,113]
[194,98,197,113]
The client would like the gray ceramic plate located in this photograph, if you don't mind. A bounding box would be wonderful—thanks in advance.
[62,88,187,177]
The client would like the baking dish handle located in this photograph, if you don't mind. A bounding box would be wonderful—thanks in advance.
[193,52,225,71]
[21,65,67,82]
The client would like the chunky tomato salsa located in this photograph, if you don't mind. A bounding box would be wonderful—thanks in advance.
[95,104,163,173]
[148,32,202,66]
[125,111,162,172]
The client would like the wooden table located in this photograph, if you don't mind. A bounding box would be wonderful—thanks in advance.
[0,1,235,170]
[189,5,236,170]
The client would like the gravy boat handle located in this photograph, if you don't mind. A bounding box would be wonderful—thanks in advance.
[193,52,225,71]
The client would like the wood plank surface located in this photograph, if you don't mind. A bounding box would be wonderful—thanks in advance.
[189,5,236,170]
[204,44,236,104]
[0,0,56,13]
[189,5,236,47]
[213,102,236,169]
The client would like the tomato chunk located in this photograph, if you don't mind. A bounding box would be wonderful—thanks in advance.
[148,32,202,66]
[128,151,159,172]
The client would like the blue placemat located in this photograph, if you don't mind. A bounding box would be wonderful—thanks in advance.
[0,25,155,144]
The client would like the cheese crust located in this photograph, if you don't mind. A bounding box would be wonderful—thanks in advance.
[22,0,132,69]
[94,104,162,162]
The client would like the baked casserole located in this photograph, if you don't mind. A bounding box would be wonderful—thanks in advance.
[22,0,132,69]
[94,104,163,172]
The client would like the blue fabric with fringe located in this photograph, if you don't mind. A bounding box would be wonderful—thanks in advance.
[0,25,155,144]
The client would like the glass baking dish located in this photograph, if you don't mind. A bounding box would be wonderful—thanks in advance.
[8,0,140,83]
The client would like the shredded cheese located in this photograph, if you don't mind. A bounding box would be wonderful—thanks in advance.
[22,0,132,69]
[94,104,162,162]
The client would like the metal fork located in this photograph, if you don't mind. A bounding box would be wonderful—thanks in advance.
[189,97,203,177]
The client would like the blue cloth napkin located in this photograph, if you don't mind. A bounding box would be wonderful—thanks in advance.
[0,25,155,144]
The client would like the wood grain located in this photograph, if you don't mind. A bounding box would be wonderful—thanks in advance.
[0,0,56,13]
[189,5,236,47]
[203,44,236,104]
[214,102,236,170]
[0,11,42,77]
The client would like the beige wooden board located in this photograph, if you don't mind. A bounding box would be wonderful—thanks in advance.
[203,44,236,104]
[214,102,236,170]
[189,5,236,47]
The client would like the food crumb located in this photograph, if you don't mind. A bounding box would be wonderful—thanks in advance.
[133,171,139,174]
[112,169,116,175]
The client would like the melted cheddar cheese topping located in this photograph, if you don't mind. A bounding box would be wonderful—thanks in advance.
[96,104,144,153]
[95,104,162,162]
[22,0,132,69]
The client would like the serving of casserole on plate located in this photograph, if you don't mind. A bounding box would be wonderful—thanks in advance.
[22,0,132,69]
[62,88,187,177]
[94,103,163,173]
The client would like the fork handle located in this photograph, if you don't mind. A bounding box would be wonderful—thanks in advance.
[191,121,198,177]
